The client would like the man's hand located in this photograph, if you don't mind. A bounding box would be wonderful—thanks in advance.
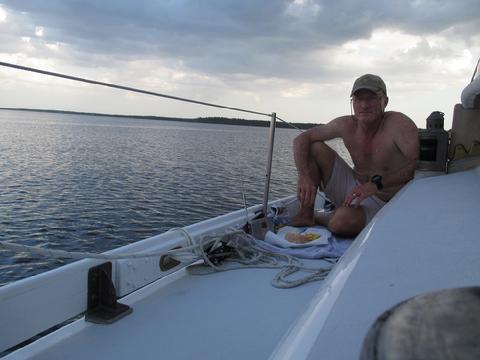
[343,182,378,207]
[297,175,317,207]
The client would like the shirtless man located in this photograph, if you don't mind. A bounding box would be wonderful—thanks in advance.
[292,74,419,237]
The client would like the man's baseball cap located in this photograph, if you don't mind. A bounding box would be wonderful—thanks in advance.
[351,74,387,96]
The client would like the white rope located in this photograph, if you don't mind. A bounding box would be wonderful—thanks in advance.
[168,227,196,246]
[186,230,337,288]
[0,228,337,288]
[0,239,199,261]
[0,227,200,261]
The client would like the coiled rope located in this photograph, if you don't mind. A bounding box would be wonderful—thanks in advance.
[186,230,336,288]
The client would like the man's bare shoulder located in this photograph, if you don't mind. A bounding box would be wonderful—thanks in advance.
[305,115,351,140]
[324,115,353,130]
[383,111,419,159]
[314,115,350,126]
[384,111,418,130]
[384,111,418,137]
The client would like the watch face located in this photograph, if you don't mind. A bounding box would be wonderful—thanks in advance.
[371,175,383,189]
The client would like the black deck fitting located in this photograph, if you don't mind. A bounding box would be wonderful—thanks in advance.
[85,262,133,324]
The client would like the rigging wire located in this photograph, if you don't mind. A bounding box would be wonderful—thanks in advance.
[470,56,480,83]
[277,115,303,132]
[0,61,304,132]
[0,61,270,117]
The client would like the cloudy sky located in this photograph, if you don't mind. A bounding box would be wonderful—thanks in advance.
[0,0,479,127]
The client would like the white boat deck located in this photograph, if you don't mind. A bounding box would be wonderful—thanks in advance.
[5,260,331,360]
[3,166,480,360]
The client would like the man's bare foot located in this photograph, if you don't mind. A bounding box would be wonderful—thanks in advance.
[291,208,315,227]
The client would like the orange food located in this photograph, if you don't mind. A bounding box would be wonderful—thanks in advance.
[285,232,320,244]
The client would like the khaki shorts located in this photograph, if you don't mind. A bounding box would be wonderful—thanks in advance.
[323,154,386,224]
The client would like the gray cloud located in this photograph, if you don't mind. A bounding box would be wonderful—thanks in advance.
[1,0,479,81]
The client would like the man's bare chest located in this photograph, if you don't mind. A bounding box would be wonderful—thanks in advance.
[344,135,401,173]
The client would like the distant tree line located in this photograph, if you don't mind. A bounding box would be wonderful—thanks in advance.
[0,108,319,130]
[193,117,317,129]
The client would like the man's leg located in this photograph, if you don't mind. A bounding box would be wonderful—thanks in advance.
[314,206,366,237]
[292,142,336,226]
[291,142,370,237]
[327,206,366,238]
[327,194,385,237]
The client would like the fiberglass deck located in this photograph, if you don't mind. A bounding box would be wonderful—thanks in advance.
[5,259,332,360]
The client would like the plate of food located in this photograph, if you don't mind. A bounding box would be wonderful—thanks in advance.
[264,226,331,248]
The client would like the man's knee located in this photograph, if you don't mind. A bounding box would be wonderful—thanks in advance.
[328,206,366,237]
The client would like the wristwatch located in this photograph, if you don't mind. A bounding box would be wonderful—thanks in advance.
[370,174,383,190]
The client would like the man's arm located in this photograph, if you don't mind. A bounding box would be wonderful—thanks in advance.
[380,114,419,188]
[293,117,345,206]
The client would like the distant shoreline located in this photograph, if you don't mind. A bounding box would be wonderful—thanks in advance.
[0,107,318,130]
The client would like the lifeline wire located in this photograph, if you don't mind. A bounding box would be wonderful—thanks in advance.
[277,115,303,132]
[0,61,270,117]
[0,61,304,132]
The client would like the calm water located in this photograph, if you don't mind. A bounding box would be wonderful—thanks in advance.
[0,109,349,286]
